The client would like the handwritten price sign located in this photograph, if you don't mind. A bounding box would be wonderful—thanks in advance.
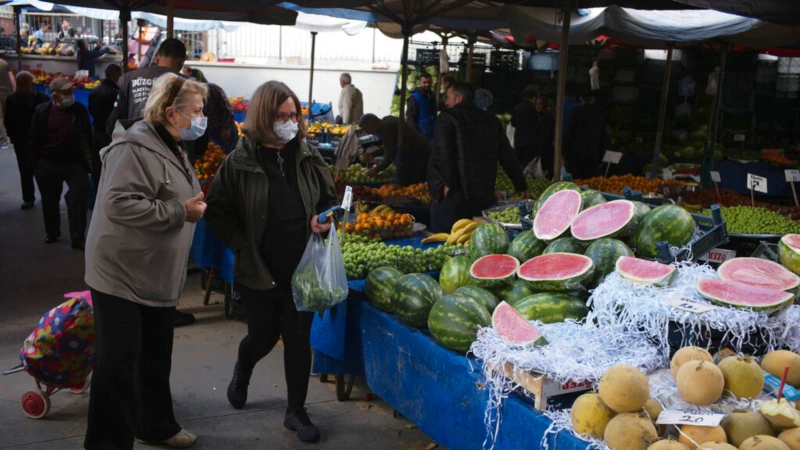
[666,298,717,314]
[657,409,725,427]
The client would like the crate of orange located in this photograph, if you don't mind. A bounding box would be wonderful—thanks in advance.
[344,212,415,240]
[194,143,227,195]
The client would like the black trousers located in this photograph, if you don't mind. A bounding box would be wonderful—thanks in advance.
[516,145,536,170]
[13,143,36,203]
[235,283,314,409]
[34,160,89,241]
[430,190,489,233]
[85,290,181,450]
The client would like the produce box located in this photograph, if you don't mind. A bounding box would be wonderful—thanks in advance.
[486,362,592,411]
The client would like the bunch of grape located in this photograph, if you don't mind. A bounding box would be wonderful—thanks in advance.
[330,164,396,184]
[487,207,521,224]
[495,165,515,194]
[526,177,553,199]
[709,206,800,235]
[341,236,462,280]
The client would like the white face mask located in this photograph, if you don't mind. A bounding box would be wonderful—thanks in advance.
[273,120,299,144]
[178,112,207,141]
[59,95,75,109]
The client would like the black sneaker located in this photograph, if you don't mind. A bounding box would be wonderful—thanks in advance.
[21,201,34,210]
[173,310,196,327]
[72,240,85,251]
[45,234,61,244]
[284,407,320,443]
[227,361,251,409]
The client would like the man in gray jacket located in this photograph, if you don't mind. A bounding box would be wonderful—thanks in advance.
[337,73,363,125]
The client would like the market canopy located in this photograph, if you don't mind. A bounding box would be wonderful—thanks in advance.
[674,0,800,27]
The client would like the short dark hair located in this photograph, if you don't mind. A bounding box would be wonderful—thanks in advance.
[156,38,186,60]
[441,74,456,86]
[523,87,538,100]
[359,113,381,129]
[419,72,433,81]
[76,39,87,50]
[105,63,122,79]
[449,81,474,105]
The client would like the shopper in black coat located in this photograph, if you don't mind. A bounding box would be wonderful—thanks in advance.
[88,64,122,184]
[511,86,539,168]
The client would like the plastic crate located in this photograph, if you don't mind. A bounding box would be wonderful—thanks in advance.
[415,48,440,66]
[490,50,519,71]
[751,241,780,262]
[458,51,486,67]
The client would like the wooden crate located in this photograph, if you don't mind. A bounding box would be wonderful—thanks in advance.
[487,362,592,410]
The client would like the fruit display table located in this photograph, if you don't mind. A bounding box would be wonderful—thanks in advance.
[715,159,793,198]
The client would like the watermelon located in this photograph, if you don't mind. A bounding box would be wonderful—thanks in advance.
[470,224,510,259]
[470,254,520,291]
[507,230,546,263]
[428,293,491,353]
[534,189,583,241]
[695,278,795,312]
[717,257,800,292]
[632,201,651,223]
[632,205,695,258]
[616,256,676,286]
[779,234,800,276]
[492,301,548,346]
[392,273,443,327]
[581,190,607,209]
[439,255,473,294]
[571,200,638,241]
[533,181,581,214]
[497,280,536,306]
[517,253,595,292]
[513,293,589,323]
[543,237,587,255]
[365,266,405,312]
[583,238,634,287]
[456,285,499,312]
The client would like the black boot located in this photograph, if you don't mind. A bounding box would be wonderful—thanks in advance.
[227,361,251,409]
[284,407,320,443]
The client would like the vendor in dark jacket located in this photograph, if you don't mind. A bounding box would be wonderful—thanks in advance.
[564,90,606,179]
[428,82,527,233]
[76,39,115,78]
[88,63,122,184]
[204,81,338,444]
[360,113,431,186]
[406,72,437,139]
[29,76,93,249]
[511,86,539,168]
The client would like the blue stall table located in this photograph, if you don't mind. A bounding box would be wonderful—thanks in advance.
[188,217,234,284]
[715,159,793,197]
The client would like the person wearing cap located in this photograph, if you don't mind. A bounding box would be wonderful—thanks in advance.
[29,76,93,250]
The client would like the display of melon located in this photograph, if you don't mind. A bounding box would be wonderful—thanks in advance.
[739,436,790,450]
[517,253,595,292]
[717,257,800,292]
[439,255,473,294]
[469,223,511,259]
[497,280,535,306]
[760,398,800,429]
[676,360,724,406]
[543,237,588,255]
[721,411,776,447]
[604,412,659,450]
[616,256,677,286]
[648,440,689,450]
[695,278,794,313]
[698,443,737,450]
[428,293,491,353]
[599,364,650,413]
[717,355,764,400]
[533,189,582,241]
[632,201,652,223]
[365,266,404,313]
[533,181,581,214]
[506,230,546,263]
[670,346,714,379]
[632,205,695,258]
[581,189,607,209]
[778,427,800,450]
[761,350,800,387]
[678,425,727,449]
[571,200,639,241]
[491,301,548,346]
[470,254,520,291]
[512,293,589,324]
[584,238,634,287]
[570,392,616,439]
[779,234,800,276]
[392,273,443,328]
[455,285,499,313]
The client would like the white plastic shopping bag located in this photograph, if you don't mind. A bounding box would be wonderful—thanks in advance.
[291,222,348,312]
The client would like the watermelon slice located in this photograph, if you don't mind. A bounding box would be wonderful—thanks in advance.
[533,189,582,241]
[616,256,676,286]
[571,200,637,241]
[491,301,548,346]
[470,254,520,291]
[779,234,800,277]
[696,278,795,312]
[517,253,595,292]
[717,257,800,292]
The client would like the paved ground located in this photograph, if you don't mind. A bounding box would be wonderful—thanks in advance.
[0,146,436,449]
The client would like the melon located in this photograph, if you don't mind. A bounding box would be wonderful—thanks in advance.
[470,254,520,291]
[717,355,764,400]
[570,392,616,439]
[581,189,607,209]
[717,257,800,292]
[491,301,548,346]
[439,255,473,294]
[534,189,583,241]
[695,278,794,313]
[543,237,588,255]
[679,425,727,449]
[760,399,800,429]
[779,234,800,276]
[648,440,690,450]
[676,361,724,406]
[778,428,800,450]
[571,200,638,241]
[617,256,677,286]
[645,399,666,435]
[721,411,776,447]
[534,181,581,214]
[497,280,536,306]
[455,285,498,313]
[739,436,790,450]
[584,238,634,287]
[761,351,800,387]
[604,413,659,450]
[698,442,737,450]
[670,346,714,379]
[599,364,651,413]
[517,253,595,292]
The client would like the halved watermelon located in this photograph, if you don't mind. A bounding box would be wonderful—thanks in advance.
[717,257,800,292]
[517,253,595,292]
[533,189,582,241]
[695,278,795,312]
[616,256,676,286]
[779,234,800,277]
[470,254,520,291]
[492,301,548,346]
[571,200,637,241]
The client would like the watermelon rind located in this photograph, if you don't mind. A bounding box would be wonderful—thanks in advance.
[517,253,595,292]
[365,266,405,312]
[491,301,549,346]
[583,238,634,288]
[717,257,800,292]
[533,181,581,214]
[497,280,536,306]
[632,201,651,223]
[632,204,695,258]
[507,230,546,263]
[695,278,795,313]
[392,273,444,328]
[580,189,607,209]
[513,293,589,324]
[570,200,637,241]
[533,189,583,241]
[779,234,800,277]
[470,254,520,291]
[455,285,499,313]
[428,293,491,353]
[469,224,510,259]
[543,237,588,255]
[439,255,473,294]
[615,256,676,286]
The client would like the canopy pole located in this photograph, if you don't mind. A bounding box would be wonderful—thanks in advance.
[553,5,572,181]
[651,46,674,179]
[13,6,22,71]
[137,20,144,67]
[308,31,317,112]
[466,39,474,83]
[702,43,729,187]
[120,7,131,73]
[396,24,411,177]
[166,0,175,39]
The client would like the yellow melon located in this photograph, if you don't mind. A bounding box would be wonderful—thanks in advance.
[671,347,714,379]
[739,435,791,450]
[761,351,800,388]
[678,425,727,449]
[570,392,616,439]
[599,364,651,413]
[721,411,776,447]
[718,356,765,400]
[676,361,725,406]
[605,413,659,450]
[645,398,666,435]
[697,442,737,450]
[648,439,690,450]
[778,428,800,450]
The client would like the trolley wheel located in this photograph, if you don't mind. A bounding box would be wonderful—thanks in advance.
[69,373,91,394]
[20,389,51,419]
[335,375,356,402]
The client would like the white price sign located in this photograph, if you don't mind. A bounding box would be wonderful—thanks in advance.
[602,151,623,164]
[666,298,717,314]
[657,409,725,427]
[734,134,746,142]
[747,174,768,194]
[341,186,353,209]
[710,171,721,183]
[786,170,800,183]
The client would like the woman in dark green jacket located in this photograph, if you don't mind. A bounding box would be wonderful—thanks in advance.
[204,81,337,443]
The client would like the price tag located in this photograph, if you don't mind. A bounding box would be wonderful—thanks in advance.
[657,409,725,427]
[662,168,672,180]
[786,169,800,183]
[75,70,89,78]
[710,171,721,183]
[734,134,746,142]
[341,186,353,209]
[699,248,736,263]
[666,298,717,314]
[747,174,768,194]
[602,151,623,164]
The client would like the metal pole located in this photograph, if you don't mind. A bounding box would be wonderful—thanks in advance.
[371,28,376,63]
[398,26,410,161]
[466,40,474,83]
[13,6,22,71]
[553,6,572,181]
[308,31,317,108]
[121,7,130,72]
[278,26,282,62]
[651,46,673,179]
[702,44,729,187]
[167,0,175,39]
[137,21,144,65]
